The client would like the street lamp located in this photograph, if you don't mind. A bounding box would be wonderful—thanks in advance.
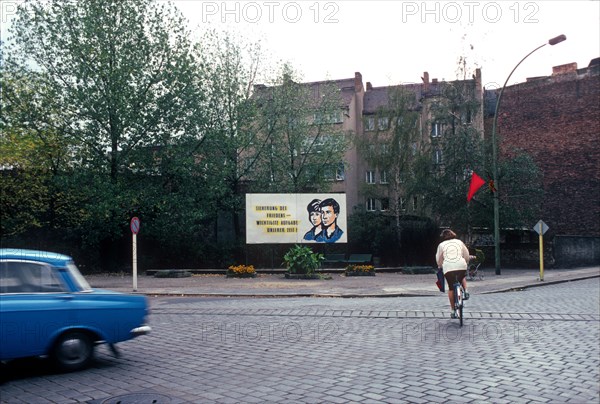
[491,34,566,275]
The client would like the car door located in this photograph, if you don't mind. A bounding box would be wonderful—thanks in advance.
[0,260,76,360]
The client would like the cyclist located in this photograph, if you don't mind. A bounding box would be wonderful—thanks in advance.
[436,229,470,318]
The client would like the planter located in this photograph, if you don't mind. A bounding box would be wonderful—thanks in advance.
[344,264,375,277]
[153,270,192,278]
[227,265,257,278]
[226,272,257,278]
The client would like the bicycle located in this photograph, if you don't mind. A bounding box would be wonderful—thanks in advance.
[452,273,465,327]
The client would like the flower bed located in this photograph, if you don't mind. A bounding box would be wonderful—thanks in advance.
[344,264,376,276]
[226,265,257,278]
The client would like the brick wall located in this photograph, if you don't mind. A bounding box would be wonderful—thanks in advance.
[491,69,600,236]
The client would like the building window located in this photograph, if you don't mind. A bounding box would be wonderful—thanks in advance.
[325,162,345,181]
[431,122,443,137]
[413,196,418,210]
[366,170,376,184]
[433,148,443,165]
[381,198,389,211]
[461,109,472,124]
[366,198,377,212]
[380,170,388,184]
[400,197,406,212]
[365,117,375,131]
[336,163,345,181]
[378,117,389,130]
[315,111,343,124]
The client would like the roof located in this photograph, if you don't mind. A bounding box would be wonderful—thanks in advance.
[363,84,422,114]
[0,249,73,266]
[253,76,357,108]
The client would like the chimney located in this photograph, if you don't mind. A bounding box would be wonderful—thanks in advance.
[366,82,373,90]
[422,72,429,92]
[552,62,577,75]
[354,72,363,92]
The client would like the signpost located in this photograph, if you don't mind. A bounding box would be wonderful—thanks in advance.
[533,220,549,281]
[130,217,140,291]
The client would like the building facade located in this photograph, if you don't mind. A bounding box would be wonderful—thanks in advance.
[486,58,600,238]
[301,70,485,214]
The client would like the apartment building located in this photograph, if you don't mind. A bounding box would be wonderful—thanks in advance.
[255,70,485,213]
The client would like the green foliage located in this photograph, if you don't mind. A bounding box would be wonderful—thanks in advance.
[497,150,544,228]
[250,64,350,193]
[1,0,216,271]
[355,86,421,248]
[9,0,201,180]
[473,248,485,264]
[348,211,438,266]
[411,79,486,235]
[282,245,324,275]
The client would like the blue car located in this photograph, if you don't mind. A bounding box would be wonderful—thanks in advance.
[0,249,151,372]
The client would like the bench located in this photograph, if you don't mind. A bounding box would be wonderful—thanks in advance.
[323,254,347,267]
[347,254,373,264]
[322,253,373,267]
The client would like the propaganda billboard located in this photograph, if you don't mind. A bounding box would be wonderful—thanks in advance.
[246,194,347,244]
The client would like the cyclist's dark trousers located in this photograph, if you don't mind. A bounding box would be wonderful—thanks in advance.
[444,270,466,287]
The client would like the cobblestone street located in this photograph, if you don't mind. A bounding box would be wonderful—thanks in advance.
[1,278,599,403]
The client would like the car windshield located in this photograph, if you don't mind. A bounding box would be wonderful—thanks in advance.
[67,262,92,291]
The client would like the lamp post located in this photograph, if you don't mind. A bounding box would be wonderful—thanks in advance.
[491,34,566,275]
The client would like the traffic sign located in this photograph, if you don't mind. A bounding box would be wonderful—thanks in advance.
[533,220,549,235]
[130,217,140,234]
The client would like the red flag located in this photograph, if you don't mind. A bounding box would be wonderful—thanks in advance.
[467,172,486,201]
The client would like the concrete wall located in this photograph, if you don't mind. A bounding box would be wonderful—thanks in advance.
[553,235,600,267]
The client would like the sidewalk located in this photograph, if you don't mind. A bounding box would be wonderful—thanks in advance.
[86,266,600,298]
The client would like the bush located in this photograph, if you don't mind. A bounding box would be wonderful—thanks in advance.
[282,245,324,275]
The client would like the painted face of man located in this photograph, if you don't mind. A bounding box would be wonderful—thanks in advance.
[309,211,321,226]
[321,205,337,227]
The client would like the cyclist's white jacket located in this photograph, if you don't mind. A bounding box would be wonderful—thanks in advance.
[436,239,470,274]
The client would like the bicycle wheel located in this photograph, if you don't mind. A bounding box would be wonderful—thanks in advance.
[458,297,463,327]
[454,283,463,327]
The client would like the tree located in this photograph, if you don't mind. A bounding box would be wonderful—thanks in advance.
[410,76,543,237]
[0,59,83,240]
[250,64,349,193]
[8,0,200,181]
[355,86,421,255]
[419,78,486,235]
[4,0,206,270]
[192,29,266,244]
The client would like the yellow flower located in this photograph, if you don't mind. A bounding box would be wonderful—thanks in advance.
[228,264,256,276]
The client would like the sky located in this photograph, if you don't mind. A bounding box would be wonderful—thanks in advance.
[1,0,598,89]
[175,0,600,88]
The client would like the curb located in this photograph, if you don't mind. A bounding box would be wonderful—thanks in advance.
[126,274,599,298]
[478,274,600,295]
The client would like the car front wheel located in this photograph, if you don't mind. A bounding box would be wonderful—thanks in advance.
[52,331,94,372]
